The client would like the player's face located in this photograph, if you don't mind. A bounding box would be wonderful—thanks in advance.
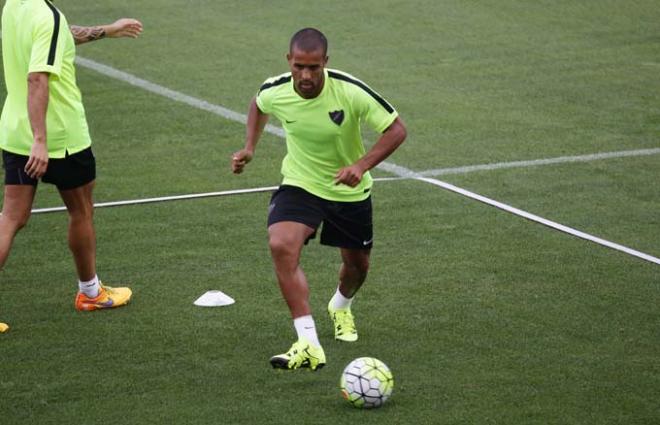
[287,47,328,99]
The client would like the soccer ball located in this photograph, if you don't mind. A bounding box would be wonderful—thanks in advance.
[340,357,394,408]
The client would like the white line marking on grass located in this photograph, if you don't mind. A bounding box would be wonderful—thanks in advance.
[415,177,660,266]
[419,148,660,176]
[76,57,285,138]
[72,56,659,265]
[31,186,278,214]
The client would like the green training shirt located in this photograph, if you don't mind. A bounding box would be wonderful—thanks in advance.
[256,68,398,202]
[0,0,92,158]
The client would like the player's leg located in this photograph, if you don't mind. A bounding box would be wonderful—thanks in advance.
[338,247,371,298]
[0,184,37,270]
[0,149,40,270]
[326,248,370,342]
[58,180,132,311]
[51,148,131,311]
[268,220,315,318]
[322,196,373,342]
[267,186,326,370]
[268,220,326,370]
[58,180,96,281]
[1,151,39,332]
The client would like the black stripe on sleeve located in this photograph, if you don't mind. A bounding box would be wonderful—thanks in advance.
[328,71,394,114]
[43,0,61,66]
[259,75,291,94]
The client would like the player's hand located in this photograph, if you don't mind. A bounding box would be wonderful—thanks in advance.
[25,140,48,179]
[231,149,253,174]
[334,164,366,187]
[106,19,143,39]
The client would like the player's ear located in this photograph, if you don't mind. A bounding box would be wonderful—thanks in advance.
[286,52,292,61]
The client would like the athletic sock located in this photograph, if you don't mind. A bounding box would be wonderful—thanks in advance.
[330,287,353,310]
[78,275,101,298]
[293,315,321,347]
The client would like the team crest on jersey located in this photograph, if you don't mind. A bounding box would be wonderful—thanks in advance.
[328,110,345,126]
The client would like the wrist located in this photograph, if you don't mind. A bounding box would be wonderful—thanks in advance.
[100,24,112,38]
[356,159,371,173]
[243,144,256,155]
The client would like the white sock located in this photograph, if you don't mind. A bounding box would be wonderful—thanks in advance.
[78,275,101,298]
[330,287,353,310]
[293,315,321,347]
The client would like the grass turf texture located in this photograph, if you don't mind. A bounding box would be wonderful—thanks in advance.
[1,0,659,423]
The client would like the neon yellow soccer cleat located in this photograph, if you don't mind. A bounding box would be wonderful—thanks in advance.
[328,303,358,342]
[0,322,8,333]
[270,338,326,371]
[75,283,132,311]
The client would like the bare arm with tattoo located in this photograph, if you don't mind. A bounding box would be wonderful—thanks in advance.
[70,18,143,45]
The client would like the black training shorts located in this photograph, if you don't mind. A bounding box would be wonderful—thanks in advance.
[2,147,96,190]
[267,185,373,249]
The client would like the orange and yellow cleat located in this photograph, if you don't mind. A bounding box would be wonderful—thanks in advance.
[75,284,132,311]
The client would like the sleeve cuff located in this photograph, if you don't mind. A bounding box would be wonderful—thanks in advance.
[28,65,61,77]
[377,112,399,133]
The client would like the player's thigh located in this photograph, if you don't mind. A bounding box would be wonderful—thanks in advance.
[267,185,323,250]
[268,221,316,257]
[58,180,95,219]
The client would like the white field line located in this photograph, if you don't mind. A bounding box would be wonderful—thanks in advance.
[415,177,660,266]
[30,186,279,214]
[62,56,659,265]
[75,57,283,138]
[418,148,660,176]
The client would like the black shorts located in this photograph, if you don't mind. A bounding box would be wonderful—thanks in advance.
[2,147,96,190]
[267,185,373,249]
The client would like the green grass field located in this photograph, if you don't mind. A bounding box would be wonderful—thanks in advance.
[1,1,659,423]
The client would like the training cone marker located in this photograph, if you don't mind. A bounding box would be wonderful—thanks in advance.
[0,323,9,333]
[194,290,235,307]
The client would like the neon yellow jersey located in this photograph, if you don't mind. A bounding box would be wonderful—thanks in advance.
[256,68,398,202]
[0,0,91,158]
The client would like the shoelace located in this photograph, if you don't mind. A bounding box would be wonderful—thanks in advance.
[334,311,355,333]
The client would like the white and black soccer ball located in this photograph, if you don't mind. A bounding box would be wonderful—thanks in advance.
[340,357,394,408]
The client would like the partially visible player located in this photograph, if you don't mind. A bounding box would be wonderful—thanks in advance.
[0,0,143,320]
[232,28,406,370]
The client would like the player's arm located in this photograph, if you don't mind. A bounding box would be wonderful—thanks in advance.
[25,72,50,179]
[335,117,407,187]
[70,19,143,45]
[231,97,270,174]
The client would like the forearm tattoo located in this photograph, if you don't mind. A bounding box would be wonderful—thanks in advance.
[70,25,106,44]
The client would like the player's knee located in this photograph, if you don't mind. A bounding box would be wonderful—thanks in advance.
[347,255,370,277]
[1,210,31,231]
[67,207,94,223]
[268,234,296,258]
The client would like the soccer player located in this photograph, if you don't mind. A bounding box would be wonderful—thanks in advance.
[0,0,143,317]
[232,28,407,370]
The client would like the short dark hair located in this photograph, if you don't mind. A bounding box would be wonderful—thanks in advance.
[289,28,328,56]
